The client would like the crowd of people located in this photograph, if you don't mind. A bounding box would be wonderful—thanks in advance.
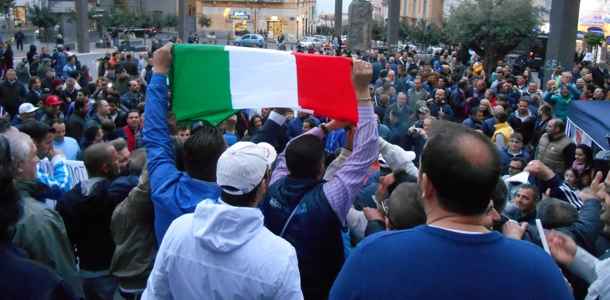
[0,36,609,300]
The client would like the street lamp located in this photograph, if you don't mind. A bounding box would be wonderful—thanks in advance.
[296,15,301,41]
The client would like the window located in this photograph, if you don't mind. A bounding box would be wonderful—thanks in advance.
[403,0,409,16]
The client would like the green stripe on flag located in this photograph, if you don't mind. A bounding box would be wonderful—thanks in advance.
[171,44,236,125]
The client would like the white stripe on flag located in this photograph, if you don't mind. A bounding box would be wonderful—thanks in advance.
[226,46,299,109]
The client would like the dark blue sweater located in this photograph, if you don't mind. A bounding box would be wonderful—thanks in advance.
[330,225,574,300]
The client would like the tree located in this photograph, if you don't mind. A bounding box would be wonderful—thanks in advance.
[163,14,177,29]
[28,5,58,42]
[0,0,15,30]
[445,0,540,74]
[406,19,445,48]
[198,14,211,28]
[584,32,604,49]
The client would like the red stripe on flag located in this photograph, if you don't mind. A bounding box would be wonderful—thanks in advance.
[293,53,358,124]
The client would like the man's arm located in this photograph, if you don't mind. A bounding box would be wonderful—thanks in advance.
[561,199,603,252]
[143,44,179,194]
[252,110,289,154]
[323,104,378,225]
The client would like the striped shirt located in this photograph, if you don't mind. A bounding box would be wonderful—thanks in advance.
[271,105,379,225]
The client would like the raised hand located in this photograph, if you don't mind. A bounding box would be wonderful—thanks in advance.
[546,230,577,266]
[502,220,527,240]
[352,60,373,100]
[153,43,173,75]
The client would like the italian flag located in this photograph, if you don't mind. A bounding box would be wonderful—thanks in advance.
[170,44,358,125]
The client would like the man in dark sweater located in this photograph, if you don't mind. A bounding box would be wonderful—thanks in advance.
[57,142,122,300]
[0,69,27,118]
[330,121,573,300]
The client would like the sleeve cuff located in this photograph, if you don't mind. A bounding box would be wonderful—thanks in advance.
[568,247,599,284]
[268,111,287,126]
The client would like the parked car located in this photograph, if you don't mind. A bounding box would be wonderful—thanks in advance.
[233,34,266,48]
[152,32,178,51]
[298,36,324,48]
[117,38,147,52]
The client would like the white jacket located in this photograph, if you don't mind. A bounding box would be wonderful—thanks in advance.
[142,200,303,300]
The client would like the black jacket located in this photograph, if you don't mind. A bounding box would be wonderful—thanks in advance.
[57,178,124,271]
[0,80,27,117]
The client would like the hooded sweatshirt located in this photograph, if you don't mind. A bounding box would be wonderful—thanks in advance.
[142,200,303,300]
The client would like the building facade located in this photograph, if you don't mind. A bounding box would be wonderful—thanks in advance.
[399,0,444,27]
[198,0,316,40]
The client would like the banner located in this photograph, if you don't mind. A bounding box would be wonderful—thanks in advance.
[65,160,89,189]
[566,118,595,148]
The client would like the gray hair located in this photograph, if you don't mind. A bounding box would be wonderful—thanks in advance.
[1,130,34,164]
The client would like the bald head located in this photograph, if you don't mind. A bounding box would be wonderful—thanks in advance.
[421,121,501,215]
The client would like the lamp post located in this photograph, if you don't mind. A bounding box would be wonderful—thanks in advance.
[296,16,301,41]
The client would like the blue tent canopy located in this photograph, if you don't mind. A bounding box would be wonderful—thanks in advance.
[566,101,610,151]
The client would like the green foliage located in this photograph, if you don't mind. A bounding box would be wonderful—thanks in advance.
[584,32,604,47]
[163,15,177,28]
[28,5,58,42]
[445,0,540,72]
[96,9,177,30]
[402,19,445,47]
[0,0,14,15]
[199,14,212,28]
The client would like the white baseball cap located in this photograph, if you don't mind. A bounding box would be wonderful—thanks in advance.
[18,103,39,114]
[217,141,277,195]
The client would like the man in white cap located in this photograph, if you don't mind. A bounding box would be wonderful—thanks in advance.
[13,102,39,126]
[143,141,303,300]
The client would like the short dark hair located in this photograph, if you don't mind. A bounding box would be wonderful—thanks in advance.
[553,118,565,132]
[491,179,508,212]
[18,121,51,144]
[539,104,552,116]
[110,137,127,152]
[84,142,114,177]
[386,182,426,229]
[128,148,146,175]
[51,118,64,126]
[537,197,578,228]
[517,183,540,203]
[421,121,501,215]
[127,109,140,117]
[495,111,508,123]
[286,134,325,179]
[183,123,226,181]
[221,181,263,207]
[510,157,526,169]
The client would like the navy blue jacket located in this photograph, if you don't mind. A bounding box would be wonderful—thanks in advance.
[0,244,77,300]
[57,178,121,272]
[260,177,344,300]
[251,115,289,154]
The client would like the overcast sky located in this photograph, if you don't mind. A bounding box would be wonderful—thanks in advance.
[317,0,352,14]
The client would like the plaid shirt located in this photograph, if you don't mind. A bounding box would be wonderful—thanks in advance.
[37,156,72,199]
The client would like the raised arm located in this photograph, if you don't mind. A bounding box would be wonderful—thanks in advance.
[143,44,178,193]
[323,61,379,225]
